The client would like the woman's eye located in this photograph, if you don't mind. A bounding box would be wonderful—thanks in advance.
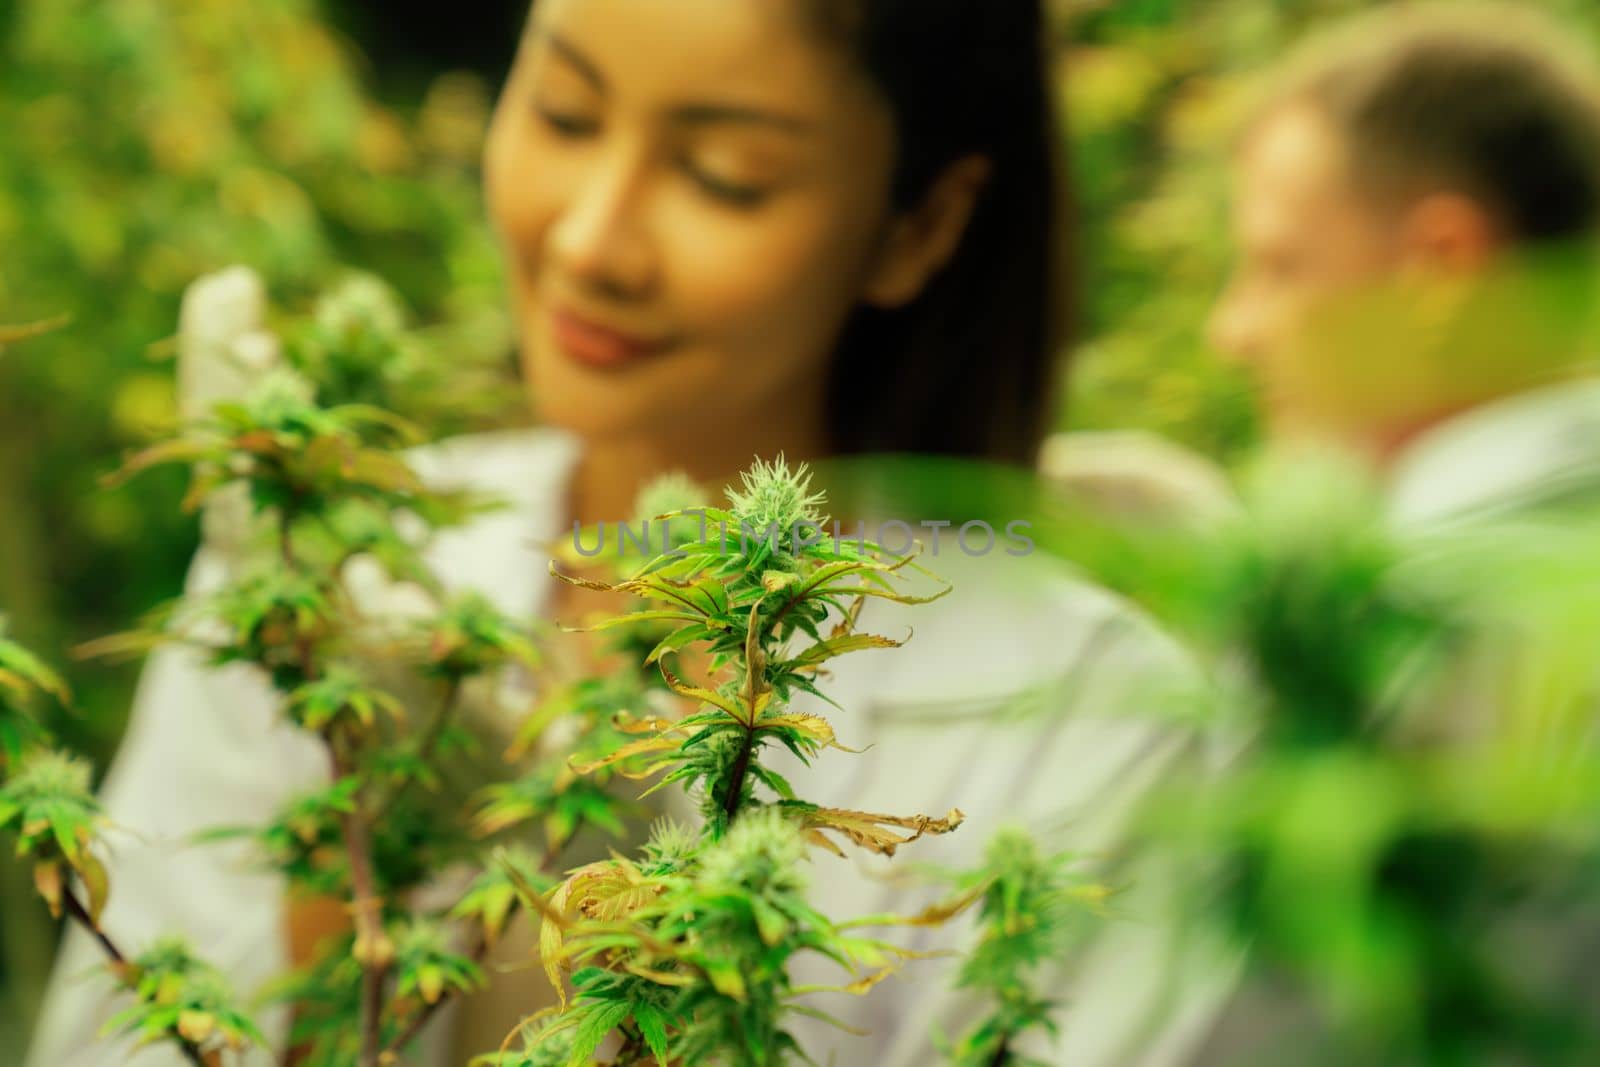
[535,105,599,138]
[682,163,772,209]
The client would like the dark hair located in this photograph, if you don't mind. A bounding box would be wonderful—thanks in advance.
[1251,2,1600,245]
[806,1,1074,468]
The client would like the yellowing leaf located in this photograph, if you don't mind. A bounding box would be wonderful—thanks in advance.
[156,972,184,1006]
[787,631,909,670]
[568,736,680,777]
[540,880,573,1007]
[572,855,653,912]
[32,859,62,918]
[803,829,847,858]
[70,630,166,664]
[1067,882,1117,917]
[101,438,218,489]
[840,880,993,931]
[0,315,70,346]
[761,571,798,592]
[79,852,111,927]
[547,560,619,594]
[754,712,861,753]
[611,712,686,736]
[704,958,747,1000]
[800,806,966,857]
[623,960,696,986]
[177,1010,216,1044]
[792,963,901,998]
[903,880,990,926]
[658,660,747,724]
[418,965,444,1004]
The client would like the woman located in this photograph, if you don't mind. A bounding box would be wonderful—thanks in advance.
[28,1,1223,1063]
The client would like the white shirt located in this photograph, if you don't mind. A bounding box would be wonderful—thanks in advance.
[26,426,1229,1066]
[1388,377,1600,529]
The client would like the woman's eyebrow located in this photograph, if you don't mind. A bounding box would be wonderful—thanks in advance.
[668,104,815,135]
[537,30,606,90]
[531,27,813,135]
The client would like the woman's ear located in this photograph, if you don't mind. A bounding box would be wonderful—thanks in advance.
[862,153,993,309]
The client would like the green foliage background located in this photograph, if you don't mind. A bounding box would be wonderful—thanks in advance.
[5,0,1600,1057]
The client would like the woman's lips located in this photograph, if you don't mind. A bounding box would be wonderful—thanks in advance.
[546,304,673,369]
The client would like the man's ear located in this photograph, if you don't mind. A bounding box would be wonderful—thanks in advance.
[1399,192,1502,275]
[861,153,993,309]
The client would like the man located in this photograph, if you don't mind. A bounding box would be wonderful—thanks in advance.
[1193,4,1600,1061]
[1208,0,1600,520]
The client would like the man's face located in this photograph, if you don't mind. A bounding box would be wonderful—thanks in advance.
[1208,104,1414,445]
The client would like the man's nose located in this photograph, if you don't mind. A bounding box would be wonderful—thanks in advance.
[1206,282,1263,366]
[547,149,658,299]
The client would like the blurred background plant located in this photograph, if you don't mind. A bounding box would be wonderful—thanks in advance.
[7,0,1600,1057]
[1026,446,1600,1064]
[1180,454,1600,1065]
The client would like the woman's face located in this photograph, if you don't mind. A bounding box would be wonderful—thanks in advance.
[485,0,899,441]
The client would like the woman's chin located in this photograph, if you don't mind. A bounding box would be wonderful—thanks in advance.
[528,387,661,440]
[525,346,712,440]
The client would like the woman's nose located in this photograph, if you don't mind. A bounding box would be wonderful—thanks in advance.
[546,147,658,299]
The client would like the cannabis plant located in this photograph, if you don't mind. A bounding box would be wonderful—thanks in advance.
[1,277,552,1066]
[7,275,1104,1065]
[91,368,555,1067]
[0,620,260,1066]
[474,455,998,1066]
[1056,448,1600,1064]
[936,829,1109,1067]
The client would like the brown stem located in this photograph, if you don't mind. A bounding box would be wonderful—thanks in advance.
[280,498,386,1065]
[326,733,388,1067]
[302,631,387,1065]
[378,930,490,1063]
[987,1036,1011,1067]
[349,680,478,1059]
[614,1026,647,1064]
[766,592,805,641]
[60,884,125,969]
[377,833,573,1063]
[358,945,386,1067]
[721,722,757,828]
[60,886,210,1067]
[415,676,463,767]
[369,675,462,825]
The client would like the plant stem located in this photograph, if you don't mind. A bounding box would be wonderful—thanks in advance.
[378,930,489,1063]
[59,884,124,971]
[723,608,767,828]
[60,885,211,1067]
[278,507,297,571]
[614,1026,647,1064]
[377,675,467,819]
[378,832,574,1062]
[327,735,387,1067]
[721,721,757,828]
[370,675,461,824]
[415,676,462,768]
[987,1035,1011,1067]
[282,499,386,1066]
